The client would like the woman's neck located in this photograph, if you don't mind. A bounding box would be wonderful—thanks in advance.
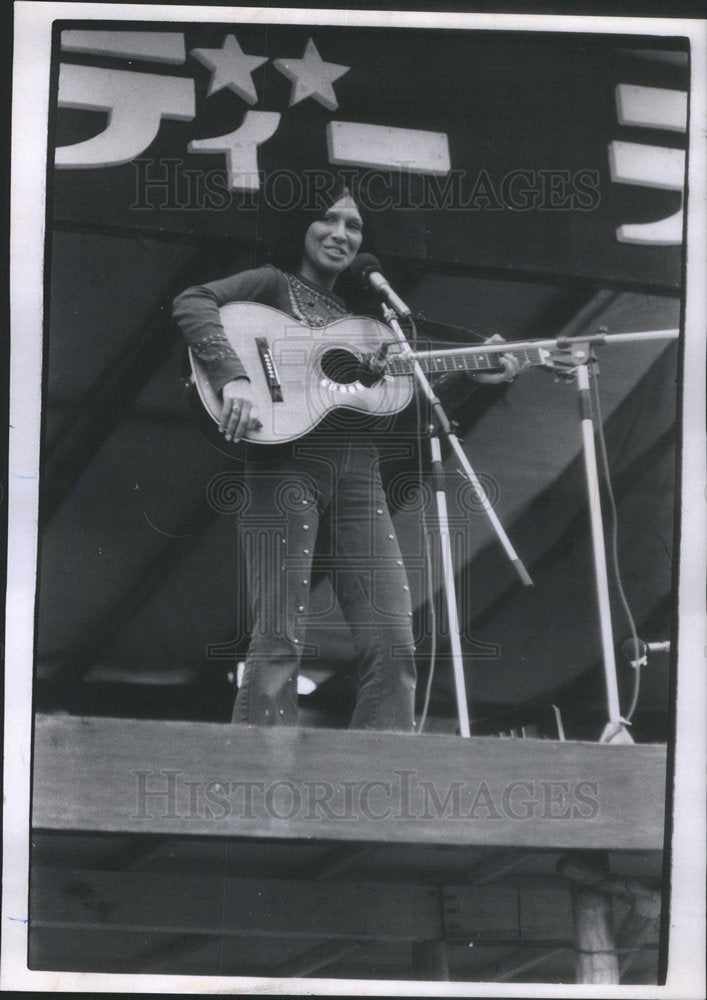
[298,260,336,295]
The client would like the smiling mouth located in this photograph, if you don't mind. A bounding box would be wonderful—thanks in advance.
[323,245,346,257]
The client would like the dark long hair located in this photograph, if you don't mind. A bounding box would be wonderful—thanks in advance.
[261,176,366,273]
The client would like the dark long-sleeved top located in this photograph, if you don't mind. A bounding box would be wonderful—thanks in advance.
[173,265,347,393]
[173,263,485,420]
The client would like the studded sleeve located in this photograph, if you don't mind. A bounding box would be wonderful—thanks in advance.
[172,267,285,393]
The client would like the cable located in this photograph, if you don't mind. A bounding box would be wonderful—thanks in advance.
[417,525,438,733]
[589,364,642,722]
[413,313,488,344]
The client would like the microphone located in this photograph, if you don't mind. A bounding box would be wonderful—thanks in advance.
[351,254,412,317]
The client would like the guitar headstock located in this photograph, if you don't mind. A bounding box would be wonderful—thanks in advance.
[538,347,579,377]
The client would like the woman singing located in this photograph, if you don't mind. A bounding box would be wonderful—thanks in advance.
[173,181,520,731]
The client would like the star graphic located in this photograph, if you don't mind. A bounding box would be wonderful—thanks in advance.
[190,35,268,106]
[273,38,350,112]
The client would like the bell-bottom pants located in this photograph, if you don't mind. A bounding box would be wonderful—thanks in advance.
[232,434,417,731]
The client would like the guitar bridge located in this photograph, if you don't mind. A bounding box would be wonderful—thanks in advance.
[256,337,283,402]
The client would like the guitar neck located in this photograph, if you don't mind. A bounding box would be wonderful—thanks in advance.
[388,345,545,376]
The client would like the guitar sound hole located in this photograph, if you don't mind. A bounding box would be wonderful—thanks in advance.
[320,348,366,386]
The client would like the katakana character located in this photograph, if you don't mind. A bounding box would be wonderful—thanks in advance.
[188,111,281,191]
[609,84,687,246]
[56,64,195,169]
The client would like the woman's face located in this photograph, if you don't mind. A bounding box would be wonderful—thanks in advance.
[301,195,364,281]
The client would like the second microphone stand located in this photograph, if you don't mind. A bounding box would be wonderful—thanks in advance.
[404,326,679,743]
[379,304,533,738]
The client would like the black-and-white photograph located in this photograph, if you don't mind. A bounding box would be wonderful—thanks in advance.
[3,3,705,996]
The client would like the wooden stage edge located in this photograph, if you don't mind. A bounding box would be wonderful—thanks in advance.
[32,714,667,850]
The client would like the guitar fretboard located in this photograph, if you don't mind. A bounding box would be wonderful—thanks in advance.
[387,346,545,376]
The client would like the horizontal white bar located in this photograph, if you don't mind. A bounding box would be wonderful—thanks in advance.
[615,84,687,133]
[608,140,685,190]
[61,29,186,64]
[327,121,450,175]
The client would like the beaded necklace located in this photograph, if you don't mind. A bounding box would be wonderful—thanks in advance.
[286,272,348,327]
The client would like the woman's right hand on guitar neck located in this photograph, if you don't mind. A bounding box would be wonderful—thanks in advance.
[220,378,262,442]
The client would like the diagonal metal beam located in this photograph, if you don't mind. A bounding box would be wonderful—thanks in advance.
[41,265,198,522]
[40,235,237,523]
[276,940,364,977]
[45,495,224,696]
[465,850,538,886]
[300,845,379,880]
[490,945,570,982]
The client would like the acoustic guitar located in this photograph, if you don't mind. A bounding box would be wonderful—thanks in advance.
[186,302,554,457]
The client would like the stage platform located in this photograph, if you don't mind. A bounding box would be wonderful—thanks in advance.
[32,714,666,848]
[29,714,667,983]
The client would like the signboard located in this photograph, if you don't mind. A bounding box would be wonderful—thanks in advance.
[52,24,688,289]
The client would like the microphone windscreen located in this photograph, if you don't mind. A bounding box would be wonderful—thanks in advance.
[350,253,382,285]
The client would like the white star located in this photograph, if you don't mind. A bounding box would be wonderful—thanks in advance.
[273,38,350,112]
[190,35,268,106]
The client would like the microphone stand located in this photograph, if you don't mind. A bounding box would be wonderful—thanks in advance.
[378,304,533,738]
[407,326,679,744]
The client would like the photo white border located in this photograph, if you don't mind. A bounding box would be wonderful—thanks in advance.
[4,3,705,996]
